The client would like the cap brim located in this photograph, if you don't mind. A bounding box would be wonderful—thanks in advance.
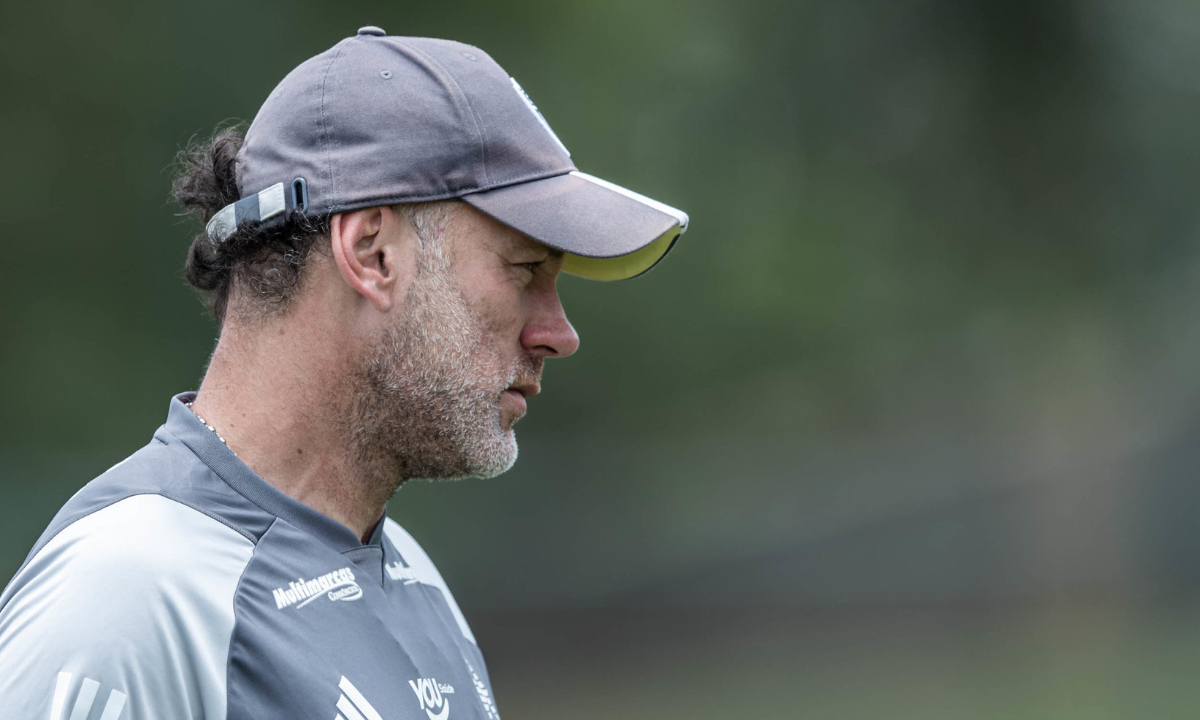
[462,171,688,281]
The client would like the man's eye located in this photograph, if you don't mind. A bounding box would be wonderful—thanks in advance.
[519,261,541,273]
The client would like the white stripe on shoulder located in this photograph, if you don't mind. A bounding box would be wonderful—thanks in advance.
[382,518,476,645]
[0,495,254,720]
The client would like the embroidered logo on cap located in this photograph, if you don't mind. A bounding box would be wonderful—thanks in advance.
[510,77,571,158]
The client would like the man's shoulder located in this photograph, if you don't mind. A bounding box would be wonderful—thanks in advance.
[2,425,265,617]
[0,494,256,718]
[38,492,254,570]
[21,428,272,577]
[3,493,256,611]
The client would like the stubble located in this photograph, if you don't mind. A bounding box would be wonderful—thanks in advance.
[344,255,541,498]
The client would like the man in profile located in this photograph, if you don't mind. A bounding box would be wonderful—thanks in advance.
[0,26,687,719]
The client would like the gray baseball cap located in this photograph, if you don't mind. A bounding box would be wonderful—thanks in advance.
[206,26,688,281]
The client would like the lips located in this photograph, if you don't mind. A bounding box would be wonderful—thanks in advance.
[505,381,540,399]
[502,358,542,420]
[501,377,538,420]
[501,388,528,418]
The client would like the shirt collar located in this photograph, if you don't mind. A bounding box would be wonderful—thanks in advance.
[163,391,386,553]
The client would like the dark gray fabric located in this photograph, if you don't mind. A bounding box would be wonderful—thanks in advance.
[226,520,493,720]
[228,27,686,278]
[238,33,573,214]
[463,171,681,259]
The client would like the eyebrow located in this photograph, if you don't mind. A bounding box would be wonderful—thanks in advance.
[508,235,564,260]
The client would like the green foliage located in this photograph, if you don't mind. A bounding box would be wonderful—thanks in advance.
[4,0,1200,612]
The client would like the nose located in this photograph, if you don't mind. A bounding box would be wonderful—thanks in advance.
[520,284,580,359]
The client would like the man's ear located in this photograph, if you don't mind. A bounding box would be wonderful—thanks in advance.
[329,207,405,312]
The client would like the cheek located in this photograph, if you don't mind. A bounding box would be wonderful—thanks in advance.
[461,295,524,377]
[453,261,529,362]
[466,283,525,346]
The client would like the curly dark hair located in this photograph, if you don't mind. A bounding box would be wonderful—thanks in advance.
[172,125,332,325]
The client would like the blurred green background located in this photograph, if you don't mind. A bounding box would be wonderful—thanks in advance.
[5,0,1200,717]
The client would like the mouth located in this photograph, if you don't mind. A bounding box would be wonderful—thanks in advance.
[502,381,539,418]
[505,381,541,399]
[501,389,527,419]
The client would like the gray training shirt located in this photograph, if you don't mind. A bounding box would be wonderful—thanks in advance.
[0,393,501,720]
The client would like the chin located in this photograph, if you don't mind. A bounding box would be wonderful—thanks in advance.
[465,430,519,479]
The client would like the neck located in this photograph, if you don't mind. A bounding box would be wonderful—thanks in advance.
[190,309,387,544]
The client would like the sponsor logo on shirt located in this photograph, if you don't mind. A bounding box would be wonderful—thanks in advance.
[335,676,383,720]
[409,677,454,720]
[272,566,362,610]
[466,662,499,720]
[385,559,418,584]
[52,671,127,720]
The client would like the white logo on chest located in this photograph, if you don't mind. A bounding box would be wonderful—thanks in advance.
[335,676,383,720]
[385,559,418,584]
[272,566,362,609]
[409,677,454,720]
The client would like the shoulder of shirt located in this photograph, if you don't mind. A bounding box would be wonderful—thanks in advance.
[46,492,254,573]
[0,495,255,718]
[3,493,256,614]
[16,431,272,581]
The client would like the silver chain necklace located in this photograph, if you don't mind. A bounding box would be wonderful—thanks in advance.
[185,401,233,450]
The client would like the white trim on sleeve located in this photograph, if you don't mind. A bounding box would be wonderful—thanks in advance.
[0,495,255,720]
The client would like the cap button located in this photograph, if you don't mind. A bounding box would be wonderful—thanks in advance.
[357,26,386,36]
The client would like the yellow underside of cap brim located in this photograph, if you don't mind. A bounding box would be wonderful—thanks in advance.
[561,227,679,281]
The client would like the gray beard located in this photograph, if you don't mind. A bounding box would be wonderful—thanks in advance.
[343,262,541,497]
